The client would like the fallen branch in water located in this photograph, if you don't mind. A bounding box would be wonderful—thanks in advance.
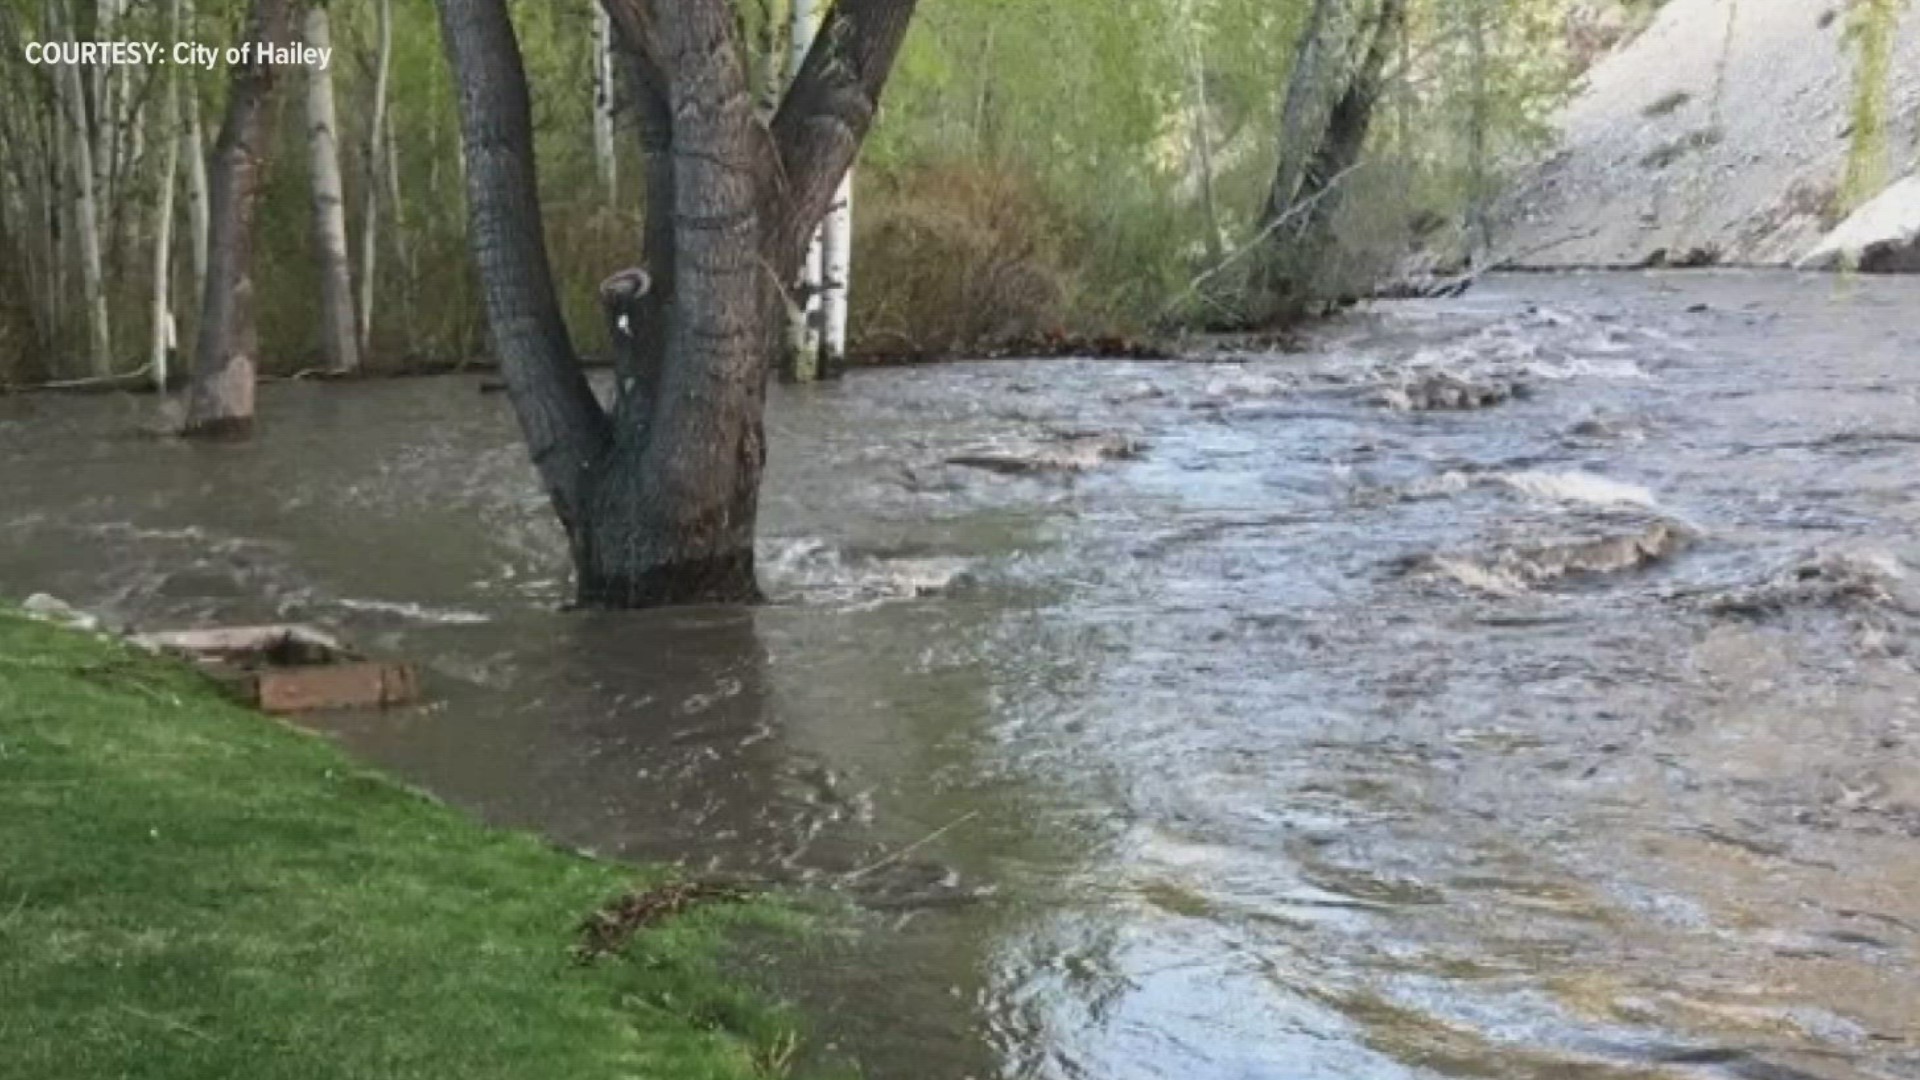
[1158,162,1369,326]
[1383,226,1607,299]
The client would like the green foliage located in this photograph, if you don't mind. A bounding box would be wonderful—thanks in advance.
[0,0,1593,377]
[1842,0,1907,210]
[0,607,833,1079]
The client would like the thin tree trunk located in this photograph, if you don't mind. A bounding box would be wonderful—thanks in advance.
[592,1,617,206]
[182,0,210,314]
[580,0,775,605]
[1464,0,1491,263]
[183,0,296,436]
[57,2,111,376]
[1396,12,1412,157]
[1184,9,1225,264]
[357,0,392,356]
[302,4,358,373]
[150,0,184,392]
[973,23,997,154]
[48,3,68,345]
[785,0,822,382]
[384,116,413,345]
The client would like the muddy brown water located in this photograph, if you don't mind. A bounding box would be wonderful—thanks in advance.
[3,271,1918,1079]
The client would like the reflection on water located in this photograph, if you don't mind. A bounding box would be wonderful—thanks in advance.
[3,271,1919,1079]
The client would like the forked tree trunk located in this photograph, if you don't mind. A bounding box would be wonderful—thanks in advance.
[183,0,296,436]
[438,0,918,607]
[1262,0,1350,232]
[1254,0,1407,319]
[302,3,359,373]
[1299,0,1405,235]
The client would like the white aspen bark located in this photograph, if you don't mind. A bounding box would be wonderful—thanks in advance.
[150,0,184,392]
[59,4,111,376]
[821,170,852,366]
[182,0,210,312]
[302,4,359,372]
[787,0,823,381]
[592,2,617,205]
[356,0,393,355]
[789,234,824,381]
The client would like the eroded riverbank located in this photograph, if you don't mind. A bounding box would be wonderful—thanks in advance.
[3,271,1916,1079]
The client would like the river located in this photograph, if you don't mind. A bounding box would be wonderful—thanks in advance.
[3,271,1917,1079]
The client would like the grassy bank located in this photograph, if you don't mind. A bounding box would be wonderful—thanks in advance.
[0,608,825,1079]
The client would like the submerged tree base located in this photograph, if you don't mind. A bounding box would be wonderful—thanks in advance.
[576,550,763,609]
[178,414,257,440]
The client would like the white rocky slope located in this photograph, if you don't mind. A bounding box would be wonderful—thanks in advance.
[1499,0,1920,267]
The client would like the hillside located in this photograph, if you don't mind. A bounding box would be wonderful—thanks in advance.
[1499,0,1920,266]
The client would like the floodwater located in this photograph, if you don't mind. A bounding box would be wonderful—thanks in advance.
[3,271,1918,1079]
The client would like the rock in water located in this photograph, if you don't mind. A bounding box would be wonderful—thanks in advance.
[1406,517,1694,595]
[946,433,1143,475]
[20,593,101,631]
[1697,550,1916,616]
[1796,176,1920,273]
[1375,371,1521,412]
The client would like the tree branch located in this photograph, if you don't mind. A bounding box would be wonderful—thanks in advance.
[766,0,920,279]
[598,0,667,85]
[436,0,610,536]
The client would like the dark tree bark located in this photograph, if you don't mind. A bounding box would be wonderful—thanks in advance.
[608,41,673,428]
[435,0,610,548]
[437,0,919,608]
[182,0,297,436]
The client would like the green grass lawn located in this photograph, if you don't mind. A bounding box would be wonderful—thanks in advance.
[0,608,827,1079]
